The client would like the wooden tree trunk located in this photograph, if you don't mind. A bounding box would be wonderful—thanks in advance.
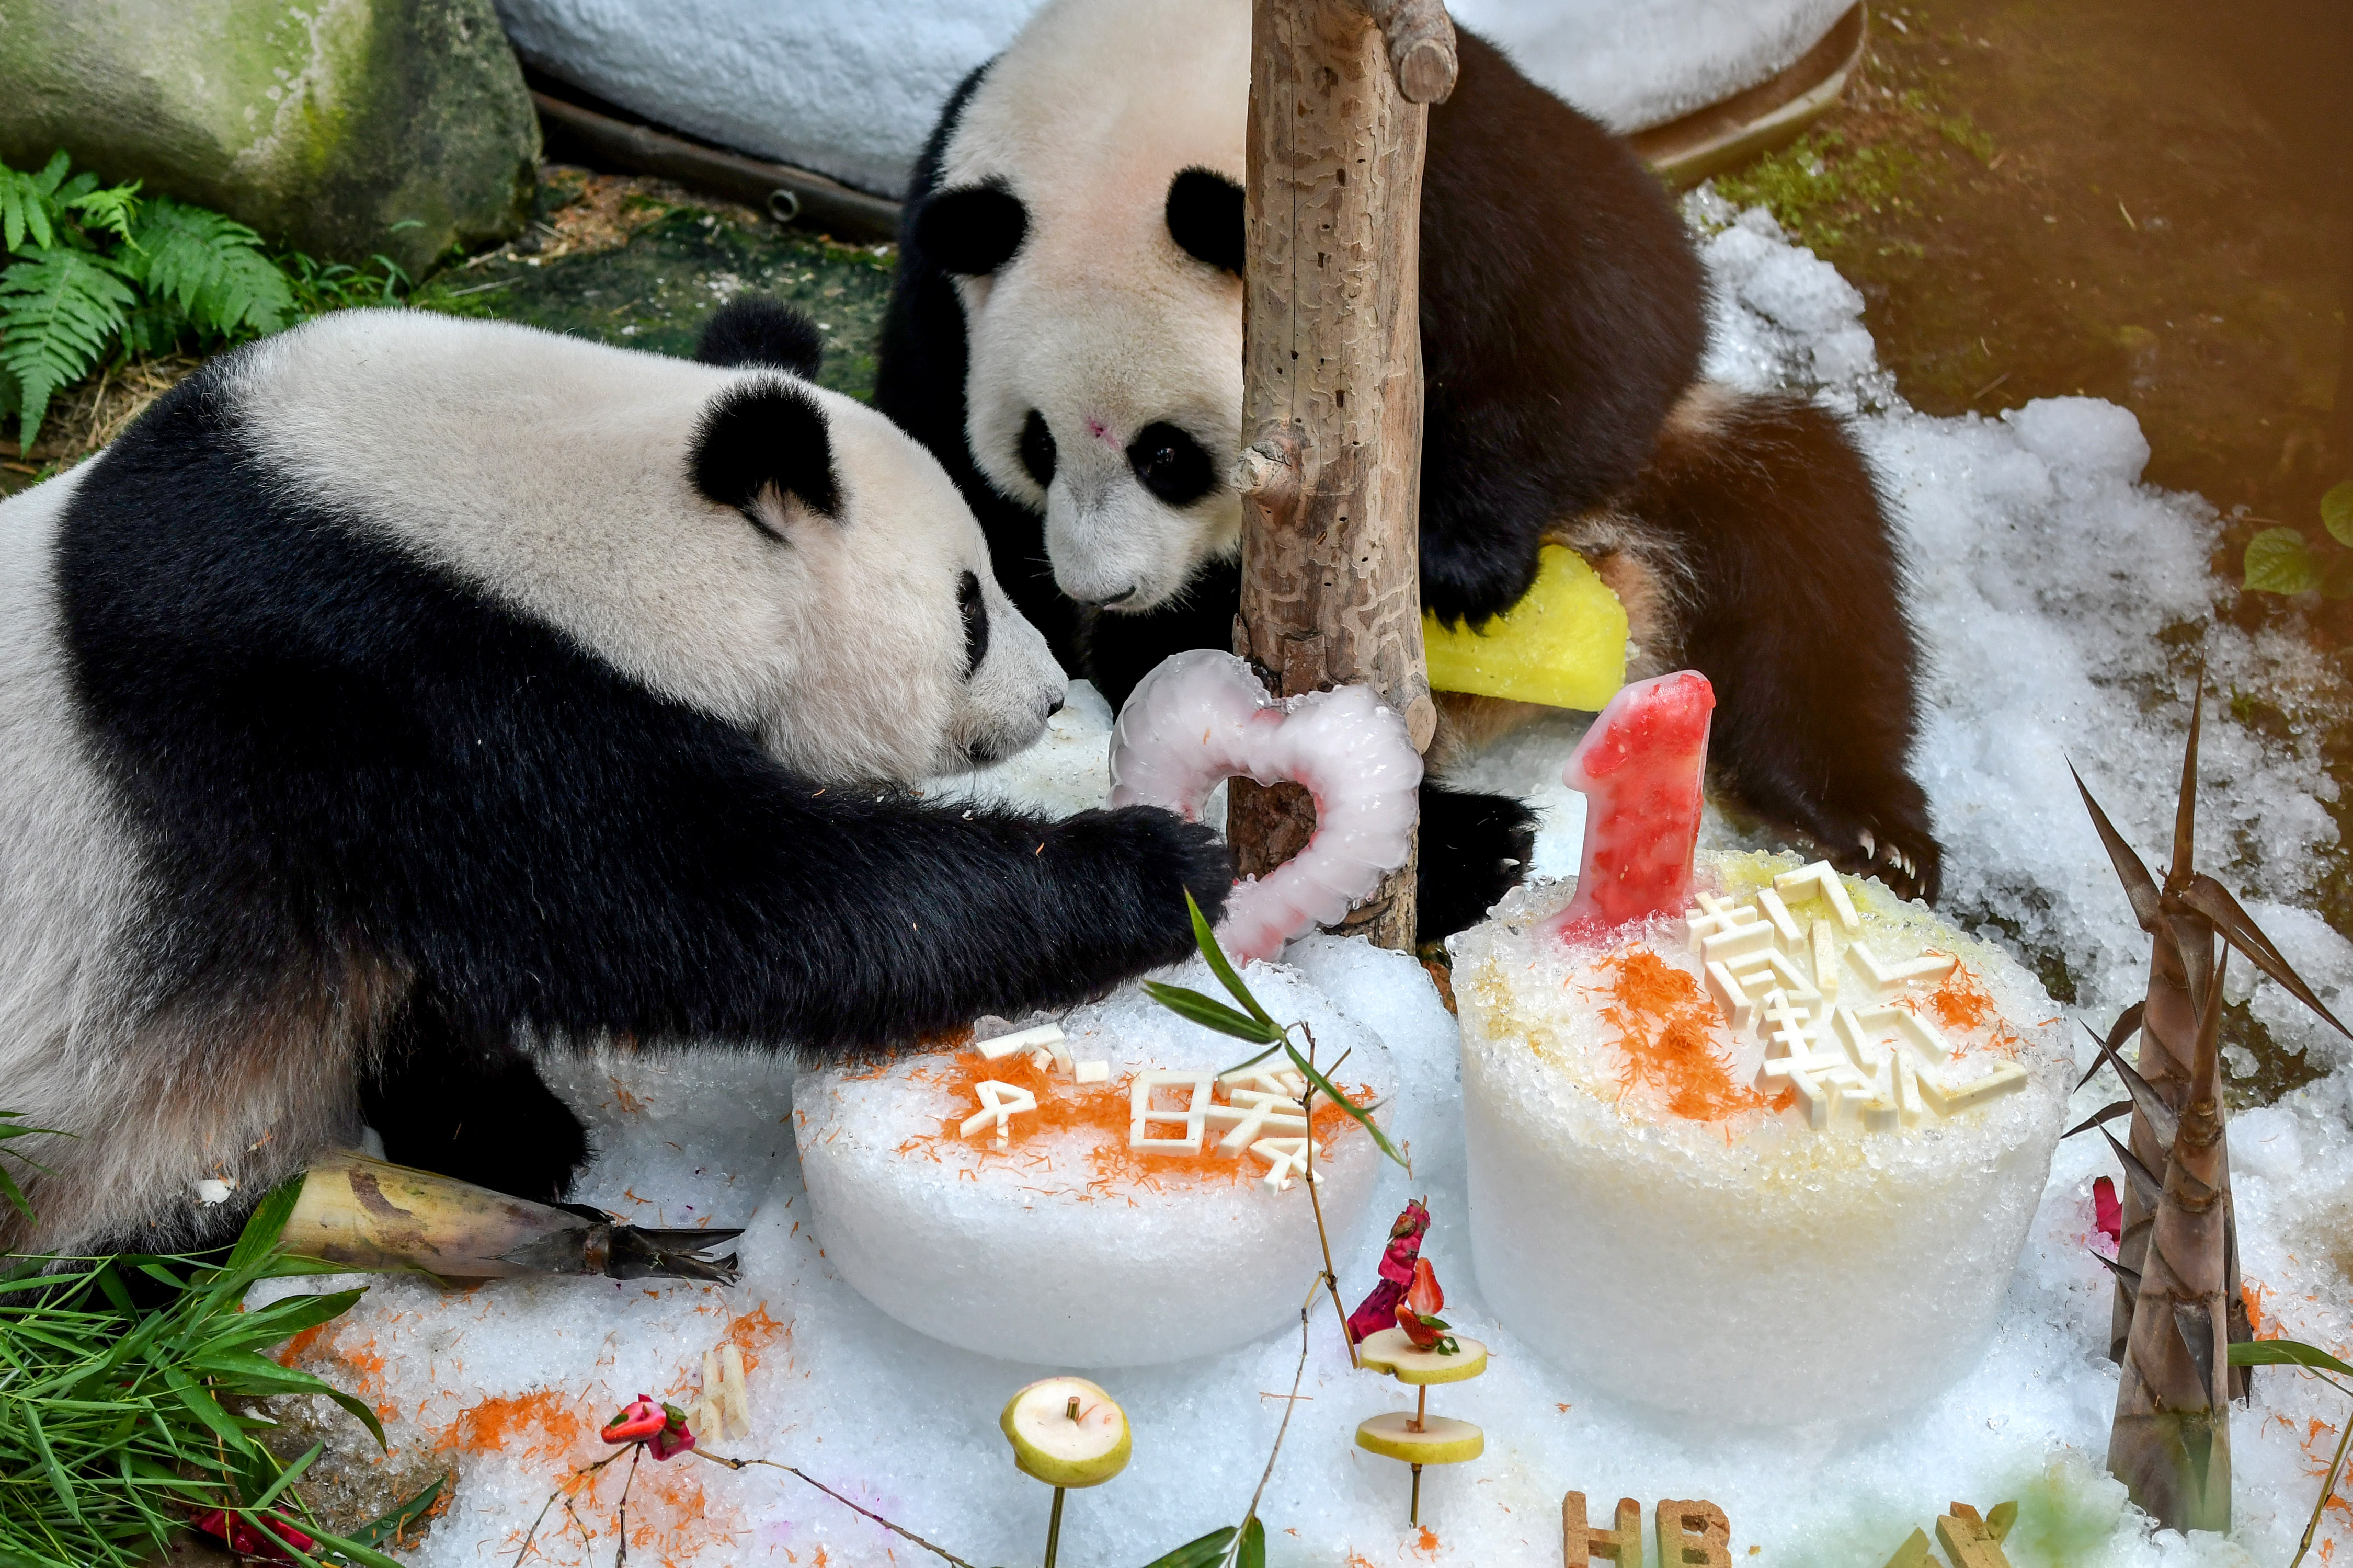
[1230,0,1453,952]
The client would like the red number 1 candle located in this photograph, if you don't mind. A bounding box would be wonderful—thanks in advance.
[1544,670,1716,936]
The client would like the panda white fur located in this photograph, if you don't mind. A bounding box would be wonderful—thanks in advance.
[0,300,1229,1256]
[877,0,1938,937]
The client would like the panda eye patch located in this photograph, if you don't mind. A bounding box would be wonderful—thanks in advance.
[1018,409,1056,489]
[1126,422,1215,507]
[958,569,990,677]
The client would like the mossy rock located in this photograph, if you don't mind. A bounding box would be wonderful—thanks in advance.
[420,205,896,402]
[0,0,538,273]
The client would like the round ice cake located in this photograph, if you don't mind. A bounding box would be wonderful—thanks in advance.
[797,964,1392,1367]
[1451,852,2068,1427]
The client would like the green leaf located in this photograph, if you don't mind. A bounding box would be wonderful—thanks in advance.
[247,1441,323,1509]
[1141,982,1284,1045]
[2323,482,2353,548]
[0,246,134,450]
[1285,1041,1409,1172]
[343,1475,444,1550]
[63,181,140,247]
[122,196,293,341]
[2244,527,2323,594]
[224,1177,303,1276]
[23,1403,87,1523]
[1137,1527,1238,1568]
[1185,889,1274,1027]
[2229,1337,2353,1377]
[1238,1516,1267,1568]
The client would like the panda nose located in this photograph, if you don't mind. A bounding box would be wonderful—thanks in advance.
[1046,696,1066,717]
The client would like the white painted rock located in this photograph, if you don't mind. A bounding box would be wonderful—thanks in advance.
[493,0,1853,199]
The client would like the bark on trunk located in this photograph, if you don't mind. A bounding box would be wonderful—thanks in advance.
[1231,0,1450,951]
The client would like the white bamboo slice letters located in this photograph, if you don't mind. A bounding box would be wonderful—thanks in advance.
[1774,861,1860,934]
[1130,1071,1217,1152]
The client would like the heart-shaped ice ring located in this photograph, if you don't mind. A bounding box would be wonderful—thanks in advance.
[1109,650,1424,962]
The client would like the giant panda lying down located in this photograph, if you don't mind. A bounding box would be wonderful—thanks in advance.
[877,0,1939,936]
[0,301,1230,1257]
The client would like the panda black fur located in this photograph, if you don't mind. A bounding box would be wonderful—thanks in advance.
[875,0,1939,926]
[0,302,1230,1256]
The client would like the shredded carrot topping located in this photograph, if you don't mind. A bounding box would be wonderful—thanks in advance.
[1595,951,1775,1123]
[890,1046,1370,1193]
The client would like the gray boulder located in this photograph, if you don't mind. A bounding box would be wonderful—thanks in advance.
[0,0,539,274]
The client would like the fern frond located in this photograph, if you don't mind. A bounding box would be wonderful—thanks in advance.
[64,179,141,247]
[0,248,134,450]
[0,164,54,255]
[124,197,292,339]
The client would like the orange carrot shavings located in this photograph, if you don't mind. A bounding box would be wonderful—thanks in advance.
[1595,951,1775,1123]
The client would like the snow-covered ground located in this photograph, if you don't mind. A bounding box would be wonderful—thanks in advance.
[253,200,2353,1568]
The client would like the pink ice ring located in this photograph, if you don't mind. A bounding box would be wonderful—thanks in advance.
[1108,651,1424,961]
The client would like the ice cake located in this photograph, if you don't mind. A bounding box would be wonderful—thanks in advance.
[1452,852,2069,1425]
[796,965,1392,1367]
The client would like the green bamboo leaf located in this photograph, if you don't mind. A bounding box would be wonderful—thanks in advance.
[224,1177,303,1276]
[305,1523,419,1568]
[2229,1338,2353,1376]
[246,1441,323,1509]
[1142,982,1284,1044]
[1186,890,1274,1026]
[343,1475,444,1551]
[161,1364,261,1456]
[1284,1041,1408,1172]
[2322,481,2353,548]
[1137,1527,1238,1568]
[23,1403,87,1523]
[1238,1516,1267,1568]
[2244,527,2323,594]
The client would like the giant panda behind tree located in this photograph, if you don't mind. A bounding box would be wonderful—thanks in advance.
[875,0,1939,935]
[0,300,1230,1258]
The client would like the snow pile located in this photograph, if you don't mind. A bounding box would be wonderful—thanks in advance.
[249,204,2353,1568]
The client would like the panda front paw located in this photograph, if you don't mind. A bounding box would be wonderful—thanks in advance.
[1415,783,1538,941]
[1054,805,1235,948]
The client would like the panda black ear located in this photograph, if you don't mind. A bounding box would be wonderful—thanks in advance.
[696,297,825,377]
[690,380,839,532]
[915,182,1028,276]
[1165,167,1244,276]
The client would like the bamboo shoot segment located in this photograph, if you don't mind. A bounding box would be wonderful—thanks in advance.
[1109,650,1424,962]
[1354,1412,1486,1465]
[283,1151,742,1283]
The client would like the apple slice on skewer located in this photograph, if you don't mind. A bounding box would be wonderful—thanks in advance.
[1000,1377,1132,1488]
